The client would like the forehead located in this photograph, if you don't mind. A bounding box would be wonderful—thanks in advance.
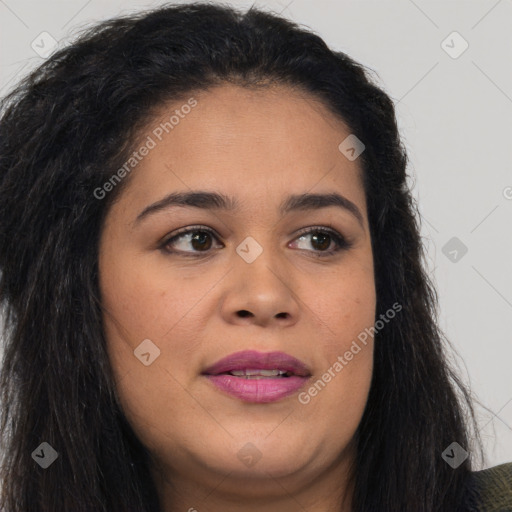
[113,83,367,220]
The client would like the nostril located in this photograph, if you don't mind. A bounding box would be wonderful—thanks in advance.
[237,310,252,318]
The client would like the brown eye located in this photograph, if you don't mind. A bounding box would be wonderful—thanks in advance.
[162,227,221,254]
[309,232,331,251]
[188,231,213,251]
[292,227,351,255]
[162,225,352,258]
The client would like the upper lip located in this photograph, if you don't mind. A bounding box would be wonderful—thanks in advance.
[202,350,311,377]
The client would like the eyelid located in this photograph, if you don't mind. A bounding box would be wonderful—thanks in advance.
[160,224,221,251]
[291,225,352,255]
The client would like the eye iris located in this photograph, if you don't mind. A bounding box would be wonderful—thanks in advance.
[311,232,331,251]
[191,231,212,251]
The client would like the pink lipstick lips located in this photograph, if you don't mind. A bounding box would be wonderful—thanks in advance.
[202,350,311,403]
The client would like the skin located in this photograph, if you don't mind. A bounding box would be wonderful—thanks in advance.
[99,84,376,512]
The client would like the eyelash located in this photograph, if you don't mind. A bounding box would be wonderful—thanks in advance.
[160,224,353,258]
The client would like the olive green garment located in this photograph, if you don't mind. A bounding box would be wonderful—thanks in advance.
[464,462,512,512]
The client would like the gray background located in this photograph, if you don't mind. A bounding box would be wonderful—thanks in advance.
[1,0,511,469]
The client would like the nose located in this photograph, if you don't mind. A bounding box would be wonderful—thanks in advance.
[219,249,300,328]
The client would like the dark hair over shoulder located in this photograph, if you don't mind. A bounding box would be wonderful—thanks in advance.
[0,2,483,511]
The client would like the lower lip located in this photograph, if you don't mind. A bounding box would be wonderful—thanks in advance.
[203,374,310,403]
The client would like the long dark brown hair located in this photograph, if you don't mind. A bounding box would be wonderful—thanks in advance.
[0,2,483,510]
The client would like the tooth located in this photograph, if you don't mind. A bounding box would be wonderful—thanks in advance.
[229,369,288,377]
[244,375,284,379]
[247,376,273,379]
[247,369,281,376]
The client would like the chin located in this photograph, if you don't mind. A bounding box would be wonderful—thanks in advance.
[211,435,313,477]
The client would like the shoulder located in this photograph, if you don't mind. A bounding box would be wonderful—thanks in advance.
[464,462,512,512]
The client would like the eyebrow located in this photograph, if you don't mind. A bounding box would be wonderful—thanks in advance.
[135,190,364,228]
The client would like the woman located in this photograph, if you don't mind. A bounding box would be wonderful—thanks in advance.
[0,3,510,511]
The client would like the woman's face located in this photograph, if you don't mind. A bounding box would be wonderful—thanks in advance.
[99,84,376,507]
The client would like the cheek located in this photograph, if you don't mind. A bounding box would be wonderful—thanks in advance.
[98,249,226,415]
[99,258,206,449]
[297,263,376,423]
[306,260,376,350]
[99,250,208,343]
